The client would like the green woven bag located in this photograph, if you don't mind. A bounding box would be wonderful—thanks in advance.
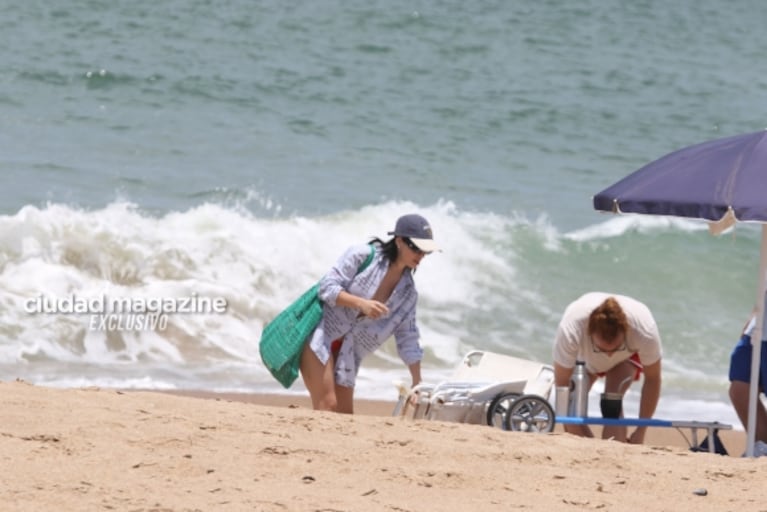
[259,245,375,388]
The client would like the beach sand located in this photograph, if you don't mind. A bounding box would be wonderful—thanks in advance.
[1,381,763,511]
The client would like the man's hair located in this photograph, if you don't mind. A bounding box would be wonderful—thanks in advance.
[587,297,628,341]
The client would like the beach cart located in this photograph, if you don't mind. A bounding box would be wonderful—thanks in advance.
[393,350,557,432]
[393,350,733,452]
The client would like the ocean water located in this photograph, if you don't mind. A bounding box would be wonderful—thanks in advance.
[3,0,767,428]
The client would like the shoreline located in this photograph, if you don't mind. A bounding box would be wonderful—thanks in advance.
[155,388,747,457]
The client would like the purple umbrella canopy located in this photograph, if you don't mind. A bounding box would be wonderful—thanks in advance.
[593,129,767,457]
[593,130,767,223]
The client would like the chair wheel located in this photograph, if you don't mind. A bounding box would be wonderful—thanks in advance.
[503,394,556,433]
[486,392,521,429]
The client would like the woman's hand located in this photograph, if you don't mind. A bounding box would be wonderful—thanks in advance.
[359,299,389,319]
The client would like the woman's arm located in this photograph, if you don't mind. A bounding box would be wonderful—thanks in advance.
[334,290,388,319]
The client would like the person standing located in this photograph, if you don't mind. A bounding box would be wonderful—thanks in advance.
[300,214,437,414]
[553,292,663,443]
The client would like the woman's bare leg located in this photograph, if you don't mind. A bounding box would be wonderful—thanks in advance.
[334,384,354,414]
[300,342,338,411]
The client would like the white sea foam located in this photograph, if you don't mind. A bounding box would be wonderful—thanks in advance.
[565,214,710,243]
[0,199,753,430]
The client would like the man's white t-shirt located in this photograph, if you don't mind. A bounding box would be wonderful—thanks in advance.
[553,292,662,374]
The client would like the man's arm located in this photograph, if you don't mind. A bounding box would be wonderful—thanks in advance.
[553,362,574,388]
[554,362,594,437]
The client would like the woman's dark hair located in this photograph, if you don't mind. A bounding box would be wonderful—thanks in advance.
[370,237,398,262]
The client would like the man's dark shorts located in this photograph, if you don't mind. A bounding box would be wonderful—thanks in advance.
[729,334,767,395]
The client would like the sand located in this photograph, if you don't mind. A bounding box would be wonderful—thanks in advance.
[1,381,764,512]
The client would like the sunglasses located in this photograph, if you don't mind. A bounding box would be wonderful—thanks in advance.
[590,335,627,354]
[402,237,428,256]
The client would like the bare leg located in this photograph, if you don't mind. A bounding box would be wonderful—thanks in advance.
[601,360,636,442]
[335,384,354,414]
[300,342,338,412]
[729,380,767,443]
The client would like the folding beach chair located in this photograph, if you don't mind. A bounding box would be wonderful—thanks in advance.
[394,350,557,432]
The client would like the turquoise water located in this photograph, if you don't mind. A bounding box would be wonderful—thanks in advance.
[2,0,767,426]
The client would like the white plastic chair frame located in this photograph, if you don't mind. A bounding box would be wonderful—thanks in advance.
[394,351,556,432]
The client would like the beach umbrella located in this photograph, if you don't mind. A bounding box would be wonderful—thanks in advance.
[592,129,767,457]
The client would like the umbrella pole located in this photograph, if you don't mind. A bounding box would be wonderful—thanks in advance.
[747,226,767,457]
